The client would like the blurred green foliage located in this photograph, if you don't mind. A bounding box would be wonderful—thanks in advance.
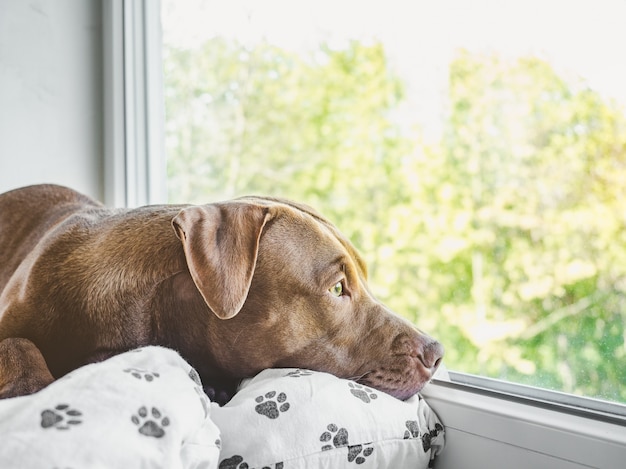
[164,39,626,403]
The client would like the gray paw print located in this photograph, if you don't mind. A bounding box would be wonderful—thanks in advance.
[422,423,444,452]
[285,369,314,378]
[41,404,82,430]
[348,443,374,464]
[320,424,373,464]
[404,420,420,439]
[124,368,160,382]
[131,406,170,438]
[254,391,290,419]
[189,367,202,385]
[348,382,378,403]
[218,454,248,469]
[320,423,349,450]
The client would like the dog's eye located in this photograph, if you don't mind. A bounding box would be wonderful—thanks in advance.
[329,281,343,297]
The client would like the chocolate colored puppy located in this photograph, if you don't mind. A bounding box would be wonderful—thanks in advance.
[0,184,443,403]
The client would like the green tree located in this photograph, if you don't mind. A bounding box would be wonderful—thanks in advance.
[416,51,626,400]
[164,37,414,271]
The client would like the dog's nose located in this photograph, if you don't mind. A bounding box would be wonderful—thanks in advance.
[418,339,444,372]
[392,333,444,372]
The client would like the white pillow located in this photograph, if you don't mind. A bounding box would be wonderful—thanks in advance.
[0,346,221,469]
[211,368,445,468]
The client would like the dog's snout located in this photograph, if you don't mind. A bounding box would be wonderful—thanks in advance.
[364,332,444,400]
[418,340,444,372]
[391,332,444,372]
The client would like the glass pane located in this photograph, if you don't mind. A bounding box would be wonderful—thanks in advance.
[161,0,626,404]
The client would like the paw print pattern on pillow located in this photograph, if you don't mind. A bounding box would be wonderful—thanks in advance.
[204,368,446,469]
[254,391,290,419]
[218,455,285,469]
[421,422,444,452]
[320,423,374,464]
[320,423,349,450]
[188,367,210,417]
[131,406,170,438]
[40,404,83,430]
[284,369,314,378]
[404,420,420,439]
[218,454,248,469]
[124,367,160,382]
[348,382,378,403]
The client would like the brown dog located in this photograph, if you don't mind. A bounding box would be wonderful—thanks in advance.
[0,184,443,404]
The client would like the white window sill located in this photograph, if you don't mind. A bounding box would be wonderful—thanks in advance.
[421,373,626,468]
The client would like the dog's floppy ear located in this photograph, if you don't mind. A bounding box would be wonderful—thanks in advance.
[172,203,273,320]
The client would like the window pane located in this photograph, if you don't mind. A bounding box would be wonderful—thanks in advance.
[161,0,626,404]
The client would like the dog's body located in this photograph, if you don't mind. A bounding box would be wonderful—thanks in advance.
[0,184,442,403]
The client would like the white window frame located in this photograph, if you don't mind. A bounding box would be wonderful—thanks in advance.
[103,2,626,467]
[102,0,166,208]
[421,375,626,468]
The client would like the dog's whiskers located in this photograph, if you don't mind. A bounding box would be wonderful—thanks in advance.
[346,370,373,382]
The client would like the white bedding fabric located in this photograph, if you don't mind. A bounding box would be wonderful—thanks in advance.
[0,346,444,468]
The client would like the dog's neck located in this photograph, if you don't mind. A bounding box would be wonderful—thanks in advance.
[147,270,228,380]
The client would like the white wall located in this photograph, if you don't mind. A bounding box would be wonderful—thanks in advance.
[0,0,104,200]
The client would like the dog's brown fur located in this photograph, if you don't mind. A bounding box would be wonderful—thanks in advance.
[0,184,443,403]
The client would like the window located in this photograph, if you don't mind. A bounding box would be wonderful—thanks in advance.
[160,0,626,406]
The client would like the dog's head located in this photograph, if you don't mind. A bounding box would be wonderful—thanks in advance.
[172,197,443,400]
